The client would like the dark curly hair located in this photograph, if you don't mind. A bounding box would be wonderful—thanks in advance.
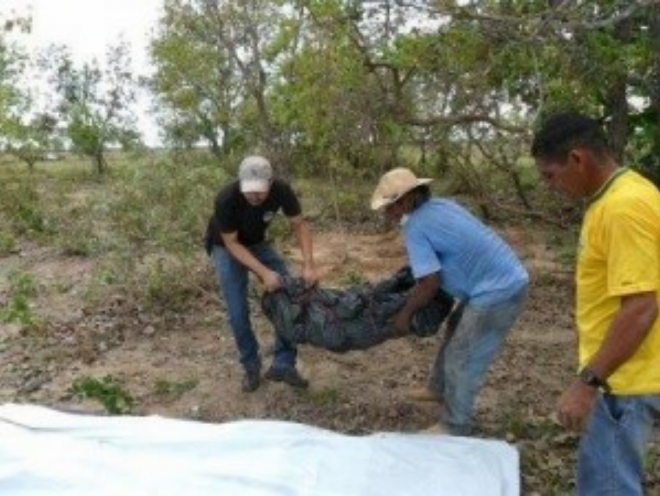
[531,112,611,162]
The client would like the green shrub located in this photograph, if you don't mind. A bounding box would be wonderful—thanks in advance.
[0,179,49,237]
[108,157,227,254]
[153,378,198,400]
[70,375,134,415]
[0,228,18,255]
[0,270,39,328]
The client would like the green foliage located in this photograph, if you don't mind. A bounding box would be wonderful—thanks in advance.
[108,157,226,254]
[0,270,38,327]
[5,114,62,170]
[265,214,290,245]
[0,178,48,237]
[54,212,101,257]
[153,378,198,400]
[70,375,134,415]
[308,386,341,407]
[645,444,660,485]
[153,0,660,214]
[340,269,365,286]
[46,43,140,173]
[548,230,580,268]
[0,230,17,255]
[138,254,205,313]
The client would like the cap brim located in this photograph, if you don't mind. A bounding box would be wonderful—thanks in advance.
[240,179,270,193]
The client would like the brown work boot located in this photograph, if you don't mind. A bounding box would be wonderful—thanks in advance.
[406,386,443,403]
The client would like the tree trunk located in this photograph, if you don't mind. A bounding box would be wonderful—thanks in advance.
[603,15,634,163]
[94,151,107,174]
[650,5,660,165]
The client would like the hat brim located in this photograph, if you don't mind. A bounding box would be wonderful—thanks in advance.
[240,179,270,193]
[370,178,432,210]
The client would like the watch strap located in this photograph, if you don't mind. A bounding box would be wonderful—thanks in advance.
[579,367,612,394]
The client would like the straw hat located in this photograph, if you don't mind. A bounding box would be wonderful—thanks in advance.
[370,168,433,210]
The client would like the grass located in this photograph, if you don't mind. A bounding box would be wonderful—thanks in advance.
[0,269,39,329]
[153,378,199,400]
[1,152,227,320]
[70,374,135,415]
[547,229,580,267]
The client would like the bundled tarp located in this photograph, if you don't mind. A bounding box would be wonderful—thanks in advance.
[0,403,520,496]
[262,267,455,352]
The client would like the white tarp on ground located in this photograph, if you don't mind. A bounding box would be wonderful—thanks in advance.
[0,403,519,496]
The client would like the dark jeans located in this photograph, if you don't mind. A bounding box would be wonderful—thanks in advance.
[211,244,297,372]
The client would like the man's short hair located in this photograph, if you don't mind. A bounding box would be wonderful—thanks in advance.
[531,111,611,162]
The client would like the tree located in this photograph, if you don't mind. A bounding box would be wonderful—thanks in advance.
[47,43,141,174]
[150,0,660,205]
[0,12,31,160]
[151,0,307,168]
[150,0,236,156]
[5,113,62,171]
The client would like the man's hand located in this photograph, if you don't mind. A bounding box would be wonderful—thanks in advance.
[556,380,598,432]
[302,265,319,288]
[261,270,283,292]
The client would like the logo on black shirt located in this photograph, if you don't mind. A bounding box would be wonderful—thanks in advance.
[263,211,275,223]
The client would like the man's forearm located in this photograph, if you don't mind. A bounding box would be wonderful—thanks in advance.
[400,274,440,319]
[294,220,315,268]
[587,292,658,380]
[224,239,270,280]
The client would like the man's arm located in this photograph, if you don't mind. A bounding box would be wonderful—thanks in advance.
[220,231,282,292]
[588,292,658,379]
[557,291,658,431]
[392,273,440,335]
[288,214,318,286]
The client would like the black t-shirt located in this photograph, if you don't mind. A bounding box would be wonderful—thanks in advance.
[204,178,302,251]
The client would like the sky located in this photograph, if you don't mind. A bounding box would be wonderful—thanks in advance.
[0,0,164,145]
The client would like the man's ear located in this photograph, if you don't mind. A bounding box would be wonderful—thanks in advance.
[568,148,591,170]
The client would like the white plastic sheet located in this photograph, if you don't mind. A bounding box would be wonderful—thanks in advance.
[0,403,519,496]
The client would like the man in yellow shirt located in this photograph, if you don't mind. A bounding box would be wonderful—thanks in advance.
[531,112,660,496]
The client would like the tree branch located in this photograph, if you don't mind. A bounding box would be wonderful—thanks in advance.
[400,112,527,134]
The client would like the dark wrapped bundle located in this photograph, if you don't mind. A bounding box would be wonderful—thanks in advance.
[261,267,455,353]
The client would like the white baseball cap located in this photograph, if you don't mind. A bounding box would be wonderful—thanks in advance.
[238,156,273,193]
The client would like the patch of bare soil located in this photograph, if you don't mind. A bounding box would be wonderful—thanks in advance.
[0,227,657,494]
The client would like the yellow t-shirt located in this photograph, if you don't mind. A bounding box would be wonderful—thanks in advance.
[577,169,660,394]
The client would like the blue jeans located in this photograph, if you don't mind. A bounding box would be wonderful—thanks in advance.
[429,284,528,435]
[577,393,660,496]
[211,244,297,372]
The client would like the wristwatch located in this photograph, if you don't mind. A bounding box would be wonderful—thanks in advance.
[578,367,612,394]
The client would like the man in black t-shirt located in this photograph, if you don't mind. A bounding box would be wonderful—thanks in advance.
[205,155,318,392]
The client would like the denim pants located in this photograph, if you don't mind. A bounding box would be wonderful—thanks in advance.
[429,284,528,435]
[211,244,297,372]
[577,393,660,496]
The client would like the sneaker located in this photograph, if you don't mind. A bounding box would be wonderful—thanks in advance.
[242,367,261,393]
[406,386,443,404]
[264,366,309,389]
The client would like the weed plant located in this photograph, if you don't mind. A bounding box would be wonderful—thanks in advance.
[0,270,39,328]
[70,375,135,415]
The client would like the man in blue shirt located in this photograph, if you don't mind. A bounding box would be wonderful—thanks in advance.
[371,168,529,435]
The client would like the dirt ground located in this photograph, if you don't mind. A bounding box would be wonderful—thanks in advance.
[0,226,657,493]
